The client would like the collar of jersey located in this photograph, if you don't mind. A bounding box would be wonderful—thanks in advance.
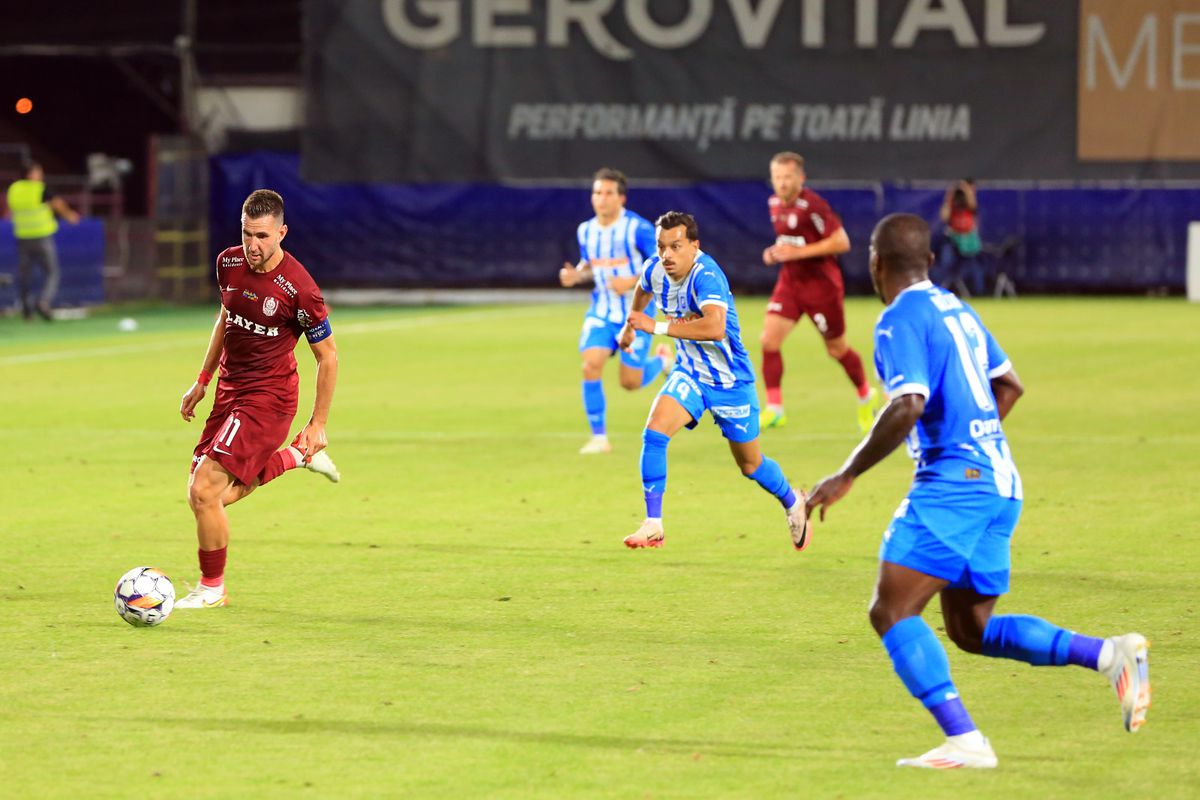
[592,209,627,230]
[899,279,934,295]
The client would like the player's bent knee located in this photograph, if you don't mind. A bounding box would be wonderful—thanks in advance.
[945,620,986,654]
[619,375,641,391]
[825,340,848,358]
[868,599,902,637]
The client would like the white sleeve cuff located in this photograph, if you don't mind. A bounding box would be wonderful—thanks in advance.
[890,382,930,399]
[698,299,728,309]
[987,360,1013,379]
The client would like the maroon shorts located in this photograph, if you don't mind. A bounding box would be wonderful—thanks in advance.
[192,385,297,485]
[766,269,847,340]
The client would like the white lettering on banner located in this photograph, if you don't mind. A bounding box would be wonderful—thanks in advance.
[508,98,969,148]
[382,0,1048,59]
[474,0,535,47]
[1177,15,1200,90]
[1086,13,1158,90]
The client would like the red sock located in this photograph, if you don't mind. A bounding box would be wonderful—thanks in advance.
[198,546,227,587]
[762,349,784,406]
[836,348,870,397]
[256,447,301,486]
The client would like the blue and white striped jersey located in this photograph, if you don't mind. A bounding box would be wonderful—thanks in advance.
[873,281,1022,499]
[577,210,657,323]
[639,251,757,389]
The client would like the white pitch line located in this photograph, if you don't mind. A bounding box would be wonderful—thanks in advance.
[0,306,558,367]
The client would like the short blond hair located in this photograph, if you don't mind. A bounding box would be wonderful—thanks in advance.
[770,151,805,170]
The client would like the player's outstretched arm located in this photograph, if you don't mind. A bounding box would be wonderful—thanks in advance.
[769,226,850,263]
[806,394,925,520]
[991,367,1024,420]
[618,285,653,351]
[180,307,228,421]
[558,260,592,287]
[294,335,338,459]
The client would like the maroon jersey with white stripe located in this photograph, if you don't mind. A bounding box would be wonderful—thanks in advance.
[769,187,844,287]
[214,246,328,398]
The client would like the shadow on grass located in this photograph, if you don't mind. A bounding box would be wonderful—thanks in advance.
[102,715,819,760]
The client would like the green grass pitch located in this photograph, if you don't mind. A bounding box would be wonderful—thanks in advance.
[1,297,1197,798]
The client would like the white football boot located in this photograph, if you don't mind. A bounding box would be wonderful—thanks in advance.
[623,518,665,549]
[1102,633,1151,732]
[174,582,228,609]
[897,735,998,769]
[579,435,612,455]
[305,450,341,483]
[786,492,813,552]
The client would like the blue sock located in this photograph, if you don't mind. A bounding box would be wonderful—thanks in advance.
[582,380,605,435]
[981,614,1085,667]
[1066,633,1106,670]
[882,616,976,736]
[746,457,797,510]
[640,429,670,518]
[640,355,665,387]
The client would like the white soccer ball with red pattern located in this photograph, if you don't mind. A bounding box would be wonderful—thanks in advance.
[114,566,175,627]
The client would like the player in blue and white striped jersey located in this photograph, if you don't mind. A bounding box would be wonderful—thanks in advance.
[559,168,672,454]
[617,211,811,551]
[806,214,1149,769]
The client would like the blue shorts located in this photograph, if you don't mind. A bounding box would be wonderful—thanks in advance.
[880,483,1022,596]
[579,314,653,368]
[658,368,759,443]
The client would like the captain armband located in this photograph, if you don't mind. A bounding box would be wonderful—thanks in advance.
[305,319,333,343]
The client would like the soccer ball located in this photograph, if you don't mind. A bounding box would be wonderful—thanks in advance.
[114,566,175,627]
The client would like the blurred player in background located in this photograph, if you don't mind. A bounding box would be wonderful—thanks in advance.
[559,168,672,454]
[619,211,811,551]
[759,152,883,432]
[806,213,1150,769]
[176,189,341,608]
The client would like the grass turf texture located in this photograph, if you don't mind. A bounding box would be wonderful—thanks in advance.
[1,298,1197,798]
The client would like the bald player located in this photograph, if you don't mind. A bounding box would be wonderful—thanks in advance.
[805,213,1150,769]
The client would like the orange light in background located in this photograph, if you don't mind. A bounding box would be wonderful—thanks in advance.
[15,97,32,114]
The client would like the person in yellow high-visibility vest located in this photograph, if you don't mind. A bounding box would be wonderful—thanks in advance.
[6,162,80,320]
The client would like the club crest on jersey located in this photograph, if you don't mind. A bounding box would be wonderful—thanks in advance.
[262,296,279,316]
[242,289,259,302]
[787,213,798,228]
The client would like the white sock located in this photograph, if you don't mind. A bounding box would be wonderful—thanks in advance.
[948,730,986,749]
[1096,639,1115,673]
[767,403,785,415]
[287,445,306,466]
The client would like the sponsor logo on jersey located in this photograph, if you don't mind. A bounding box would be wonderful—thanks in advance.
[242,289,259,301]
[274,275,298,297]
[969,418,1004,439]
[711,404,751,419]
[964,468,982,480]
[220,255,241,268]
[296,308,311,327]
[787,213,798,228]
[228,312,280,337]
[590,257,630,268]
[262,296,279,316]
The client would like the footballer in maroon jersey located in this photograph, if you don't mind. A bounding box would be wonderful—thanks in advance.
[758,152,882,433]
[176,189,340,608]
